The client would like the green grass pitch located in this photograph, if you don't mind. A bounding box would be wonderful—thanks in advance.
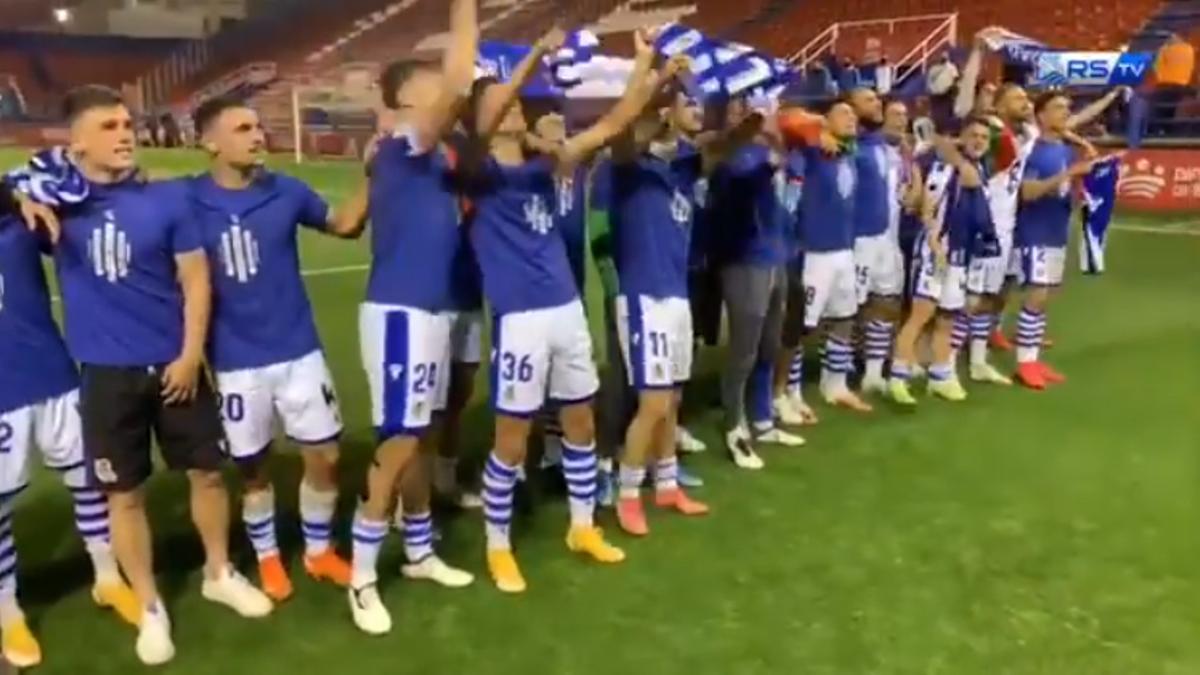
[1,148,1197,674]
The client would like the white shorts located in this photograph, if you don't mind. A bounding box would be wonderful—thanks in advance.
[967,231,1015,296]
[911,234,968,312]
[803,249,858,328]
[0,390,88,494]
[449,310,484,365]
[360,302,453,438]
[1011,245,1067,287]
[615,294,693,390]
[853,233,905,304]
[214,351,344,460]
[491,299,599,416]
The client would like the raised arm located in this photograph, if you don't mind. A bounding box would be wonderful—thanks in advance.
[1067,86,1129,131]
[475,28,565,141]
[558,29,676,172]
[326,179,370,239]
[412,0,478,148]
[953,31,990,119]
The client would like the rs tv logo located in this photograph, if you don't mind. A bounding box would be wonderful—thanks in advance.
[1033,51,1152,87]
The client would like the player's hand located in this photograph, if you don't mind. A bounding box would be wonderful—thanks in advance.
[537,26,567,53]
[633,27,655,60]
[974,26,1003,50]
[15,193,60,244]
[818,131,841,155]
[161,355,202,405]
[931,239,948,271]
[957,161,982,188]
[662,54,691,79]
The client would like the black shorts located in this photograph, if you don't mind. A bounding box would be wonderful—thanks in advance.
[80,364,226,492]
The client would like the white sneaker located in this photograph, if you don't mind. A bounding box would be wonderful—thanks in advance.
[725,427,764,470]
[676,426,707,453]
[755,427,806,447]
[201,566,273,618]
[773,394,815,426]
[349,584,392,636]
[402,555,475,588]
[970,362,1013,386]
[861,374,889,395]
[135,606,175,666]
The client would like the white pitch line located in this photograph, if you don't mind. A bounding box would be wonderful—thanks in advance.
[1112,224,1200,237]
[300,263,369,277]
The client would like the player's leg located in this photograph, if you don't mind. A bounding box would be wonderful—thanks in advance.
[216,366,291,600]
[927,310,967,401]
[752,269,805,447]
[81,365,174,665]
[1013,246,1064,388]
[718,265,770,469]
[860,237,905,394]
[652,384,709,517]
[34,389,138,625]
[349,304,442,632]
[613,295,667,535]
[0,407,40,667]
[773,261,818,426]
[156,373,272,620]
[272,351,353,587]
[551,300,623,563]
[822,252,873,412]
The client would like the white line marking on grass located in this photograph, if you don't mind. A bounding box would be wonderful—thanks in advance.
[1112,224,1200,236]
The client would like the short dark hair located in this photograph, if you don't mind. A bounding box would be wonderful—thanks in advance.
[961,115,992,133]
[1034,90,1069,114]
[378,59,438,110]
[62,85,125,122]
[883,97,907,111]
[193,95,247,135]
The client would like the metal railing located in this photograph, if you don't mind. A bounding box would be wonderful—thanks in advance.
[788,12,958,74]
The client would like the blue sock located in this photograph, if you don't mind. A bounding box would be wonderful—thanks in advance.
[561,441,598,529]
[950,312,969,355]
[787,346,804,396]
[402,511,434,564]
[482,452,518,550]
[0,497,18,622]
[242,489,278,561]
[891,362,912,381]
[864,319,893,375]
[1015,308,1045,363]
[748,359,774,428]
[929,362,955,382]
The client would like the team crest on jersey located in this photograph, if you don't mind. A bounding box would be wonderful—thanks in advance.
[220,216,261,283]
[89,210,132,283]
[836,160,856,199]
[524,195,554,235]
[670,189,692,226]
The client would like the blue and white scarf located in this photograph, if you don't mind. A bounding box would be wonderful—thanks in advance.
[5,146,90,207]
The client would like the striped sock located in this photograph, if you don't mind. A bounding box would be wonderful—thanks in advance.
[0,497,20,624]
[1015,308,1045,363]
[787,346,805,397]
[618,463,645,500]
[654,456,678,493]
[70,487,120,583]
[863,319,893,380]
[969,313,994,366]
[929,361,955,382]
[823,335,853,390]
[402,511,434,564]
[350,512,389,588]
[299,481,337,558]
[561,441,598,529]
[891,361,912,382]
[949,312,969,359]
[242,488,278,561]
[482,452,518,550]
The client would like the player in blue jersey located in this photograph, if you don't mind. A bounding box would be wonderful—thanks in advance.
[188,96,371,602]
[608,82,721,535]
[466,28,674,592]
[891,117,998,405]
[48,86,271,665]
[788,100,875,413]
[1012,92,1110,390]
[847,88,906,400]
[0,183,140,668]
[350,0,477,635]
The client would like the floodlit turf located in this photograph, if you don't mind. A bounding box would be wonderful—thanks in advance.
[1,148,1198,674]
